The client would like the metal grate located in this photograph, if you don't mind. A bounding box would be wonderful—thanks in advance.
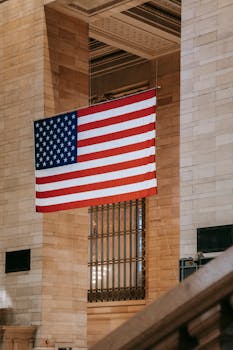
[179,257,213,282]
[88,199,146,302]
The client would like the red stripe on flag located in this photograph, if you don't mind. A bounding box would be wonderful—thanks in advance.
[78,106,155,132]
[78,123,155,147]
[36,187,157,212]
[36,155,156,185]
[78,89,156,117]
[78,139,155,162]
[36,172,156,198]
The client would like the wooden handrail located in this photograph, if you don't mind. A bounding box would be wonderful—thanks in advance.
[90,246,233,350]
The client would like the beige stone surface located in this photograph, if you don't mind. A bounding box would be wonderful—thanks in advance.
[38,6,89,350]
[0,1,89,349]
[0,326,36,350]
[88,51,180,347]
[180,0,233,257]
[1,1,180,349]
[0,0,44,328]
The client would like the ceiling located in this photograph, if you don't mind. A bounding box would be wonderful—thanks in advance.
[45,0,181,77]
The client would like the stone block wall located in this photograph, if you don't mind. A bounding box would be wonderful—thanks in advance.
[0,2,89,349]
[1,1,180,348]
[38,5,89,349]
[88,51,180,347]
[180,0,233,257]
[0,0,44,327]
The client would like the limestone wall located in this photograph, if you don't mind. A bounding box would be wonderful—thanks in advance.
[88,52,180,347]
[180,0,233,257]
[0,2,89,349]
[0,0,44,327]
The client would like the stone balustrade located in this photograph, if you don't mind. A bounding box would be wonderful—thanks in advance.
[90,246,233,350]
[0,326,36,350]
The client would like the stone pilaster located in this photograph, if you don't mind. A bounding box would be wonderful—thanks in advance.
[0,1,89,349]
[180,0,233,257]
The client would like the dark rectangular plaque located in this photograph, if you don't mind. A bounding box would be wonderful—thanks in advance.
[197,225,233,253]
[5,249,30,273]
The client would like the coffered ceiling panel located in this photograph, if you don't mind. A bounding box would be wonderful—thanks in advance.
[45,0,181,74]
[90,15,178,59]
[49,0,148,20]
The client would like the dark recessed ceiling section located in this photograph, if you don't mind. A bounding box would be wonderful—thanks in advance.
[89,38,147,77]
[124,1,181,37]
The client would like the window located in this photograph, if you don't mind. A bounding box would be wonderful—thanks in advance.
[88,199,146,302]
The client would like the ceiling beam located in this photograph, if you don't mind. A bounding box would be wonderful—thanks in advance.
[114,13,180,44]
[87,0,151,21]
[47,0,149,23]
[45,0,180,61]
[90,15,179,59]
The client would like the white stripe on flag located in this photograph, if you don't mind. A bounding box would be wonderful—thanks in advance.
[36,146,156,178]
[78,96,156,125]
[36,163,156,192]
[77,130,156,155]
[36,179,157,206]
[78,114,155,140]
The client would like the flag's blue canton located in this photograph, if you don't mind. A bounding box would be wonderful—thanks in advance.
[34,111,77,170]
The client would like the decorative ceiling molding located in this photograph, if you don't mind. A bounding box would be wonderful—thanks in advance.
[90,15,179,60]
[88,0,181,60]
[150,0,181,16]
[47,0,181,24]
[114,12,179,44]
[68,0,148,17]
[45,0,181,75]
[48,0,148,21]
[124,1,181,38]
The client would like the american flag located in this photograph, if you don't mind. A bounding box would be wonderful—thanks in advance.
[34,89,157,212]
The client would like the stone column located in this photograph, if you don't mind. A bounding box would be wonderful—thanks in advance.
[180,0,233,257]
[0,1,89,349]
[33,6,89,350]
[0,0,45,330]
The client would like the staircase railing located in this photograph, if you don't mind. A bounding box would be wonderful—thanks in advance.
[90,246,233,350]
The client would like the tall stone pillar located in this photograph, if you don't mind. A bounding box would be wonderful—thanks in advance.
[0,1,89,349]
[180,0,233,257]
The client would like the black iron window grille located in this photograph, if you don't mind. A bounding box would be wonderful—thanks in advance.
[88,199,146,302]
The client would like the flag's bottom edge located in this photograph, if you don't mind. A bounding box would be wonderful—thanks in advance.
[36,188,157,212]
